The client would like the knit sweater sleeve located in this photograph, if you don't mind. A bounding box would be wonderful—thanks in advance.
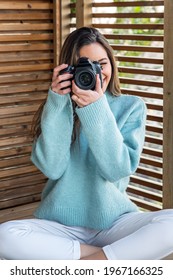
[31,89,73,179]
[76,94,146,183]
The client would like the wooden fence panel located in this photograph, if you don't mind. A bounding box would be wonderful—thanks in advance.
[0,0,55,220]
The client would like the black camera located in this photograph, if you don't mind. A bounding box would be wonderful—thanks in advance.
[59,57,102,90]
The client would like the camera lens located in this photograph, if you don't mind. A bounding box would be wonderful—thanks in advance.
[75,70,95,90]
[79,73,92,85]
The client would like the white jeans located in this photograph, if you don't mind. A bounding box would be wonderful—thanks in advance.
[0,209,173,260]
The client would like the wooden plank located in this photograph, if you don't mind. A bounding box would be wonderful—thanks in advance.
[0,135,32,148]
[0,11,53,21]
[117,55,163,65]
[131,175,162,191]
[0,202,39,223]
[0,193,41,210]
[60,0,71,45]
[118,67,163,77]
[106,34,164,42]
[0,125,31,137]
[0,145,32,159]
[0,83,49,94]
[0,52,53,63]
[0,105,43,117]
[0,42,53,52]
[0,115,33,126]
[112,44,163,53]
[163,0,173,208]
[76,0,92,28]
[0,33,53,42]
[120,77,163,88]
[0,2,53,10]
[0,63,53,74]
[0,23,53,31]
[93,13,164,19]
[93,23,164,30]
[0,72,52,84]
[127,185,162,202]
[0,165,38,179]
[0,173,46,190]
[93,1,164,8]
[0,94,47,105]
[121,88,163,100]
[0,155,31,169]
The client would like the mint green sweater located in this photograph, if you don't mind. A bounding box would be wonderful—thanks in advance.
[31,89,146,230]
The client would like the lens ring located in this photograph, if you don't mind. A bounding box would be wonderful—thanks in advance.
[75,70,95,90]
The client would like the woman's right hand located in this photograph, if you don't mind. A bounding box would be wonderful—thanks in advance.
[51,64,73,95]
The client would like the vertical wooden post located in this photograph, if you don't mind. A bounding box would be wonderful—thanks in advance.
[53,0,71,64]
[76,0,92,28]
[163,0,173,208]
[53,0,61,66]
[60,0,71,45]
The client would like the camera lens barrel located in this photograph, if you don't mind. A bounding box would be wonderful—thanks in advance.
[59,57,102,90]
[75,69,96,90]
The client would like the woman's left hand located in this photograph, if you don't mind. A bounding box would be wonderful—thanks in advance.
[71,74,103,107]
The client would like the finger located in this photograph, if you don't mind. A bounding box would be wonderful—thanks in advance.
[95,74,102,94]
[52,64,68,82]
[71,95,85,107]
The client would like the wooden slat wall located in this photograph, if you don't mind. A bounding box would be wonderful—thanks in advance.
[0,0,54,220]
[70,0,164,211]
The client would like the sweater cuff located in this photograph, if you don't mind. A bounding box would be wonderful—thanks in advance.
[76,95,114,128]
[45,88,71,113]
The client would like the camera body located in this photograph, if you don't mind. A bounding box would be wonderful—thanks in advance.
[60,57,103,90]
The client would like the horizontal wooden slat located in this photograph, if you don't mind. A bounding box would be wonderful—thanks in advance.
[93,23,163,30]
[0,104,41,116]
[131,175,162,191]
[0,52,53,62]
[127,185,162,202]
[0,2,53,10]
[136,166,162,180]
[145,135,163,145]
[0,12,53,21]
[121,88,163,99]
[0,72,52,84]
[0,173,46,190]
[120,77,163,87]
[106,34,163,42]
[0,165,38,179]
[142,147,162,158]
[0,42,53,52]
[0,202,39,223]
[0,62,53,73]
[117,55,163,65]
[0,154,31,168]
[93,13,163,19]
[0,23,53,31]
[129,196,162,211]
[112,44,163,53]
[0,33,53,42]
[0,93,47,105]
[92,1,164,8]
[0,145,32,159]
[118,66,163,76]
[140,156,162,168]
[0,83,49,94]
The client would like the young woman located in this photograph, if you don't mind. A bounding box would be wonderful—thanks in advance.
[0,27,173,260]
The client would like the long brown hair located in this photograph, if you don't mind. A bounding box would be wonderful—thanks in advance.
[31,27,121,141]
